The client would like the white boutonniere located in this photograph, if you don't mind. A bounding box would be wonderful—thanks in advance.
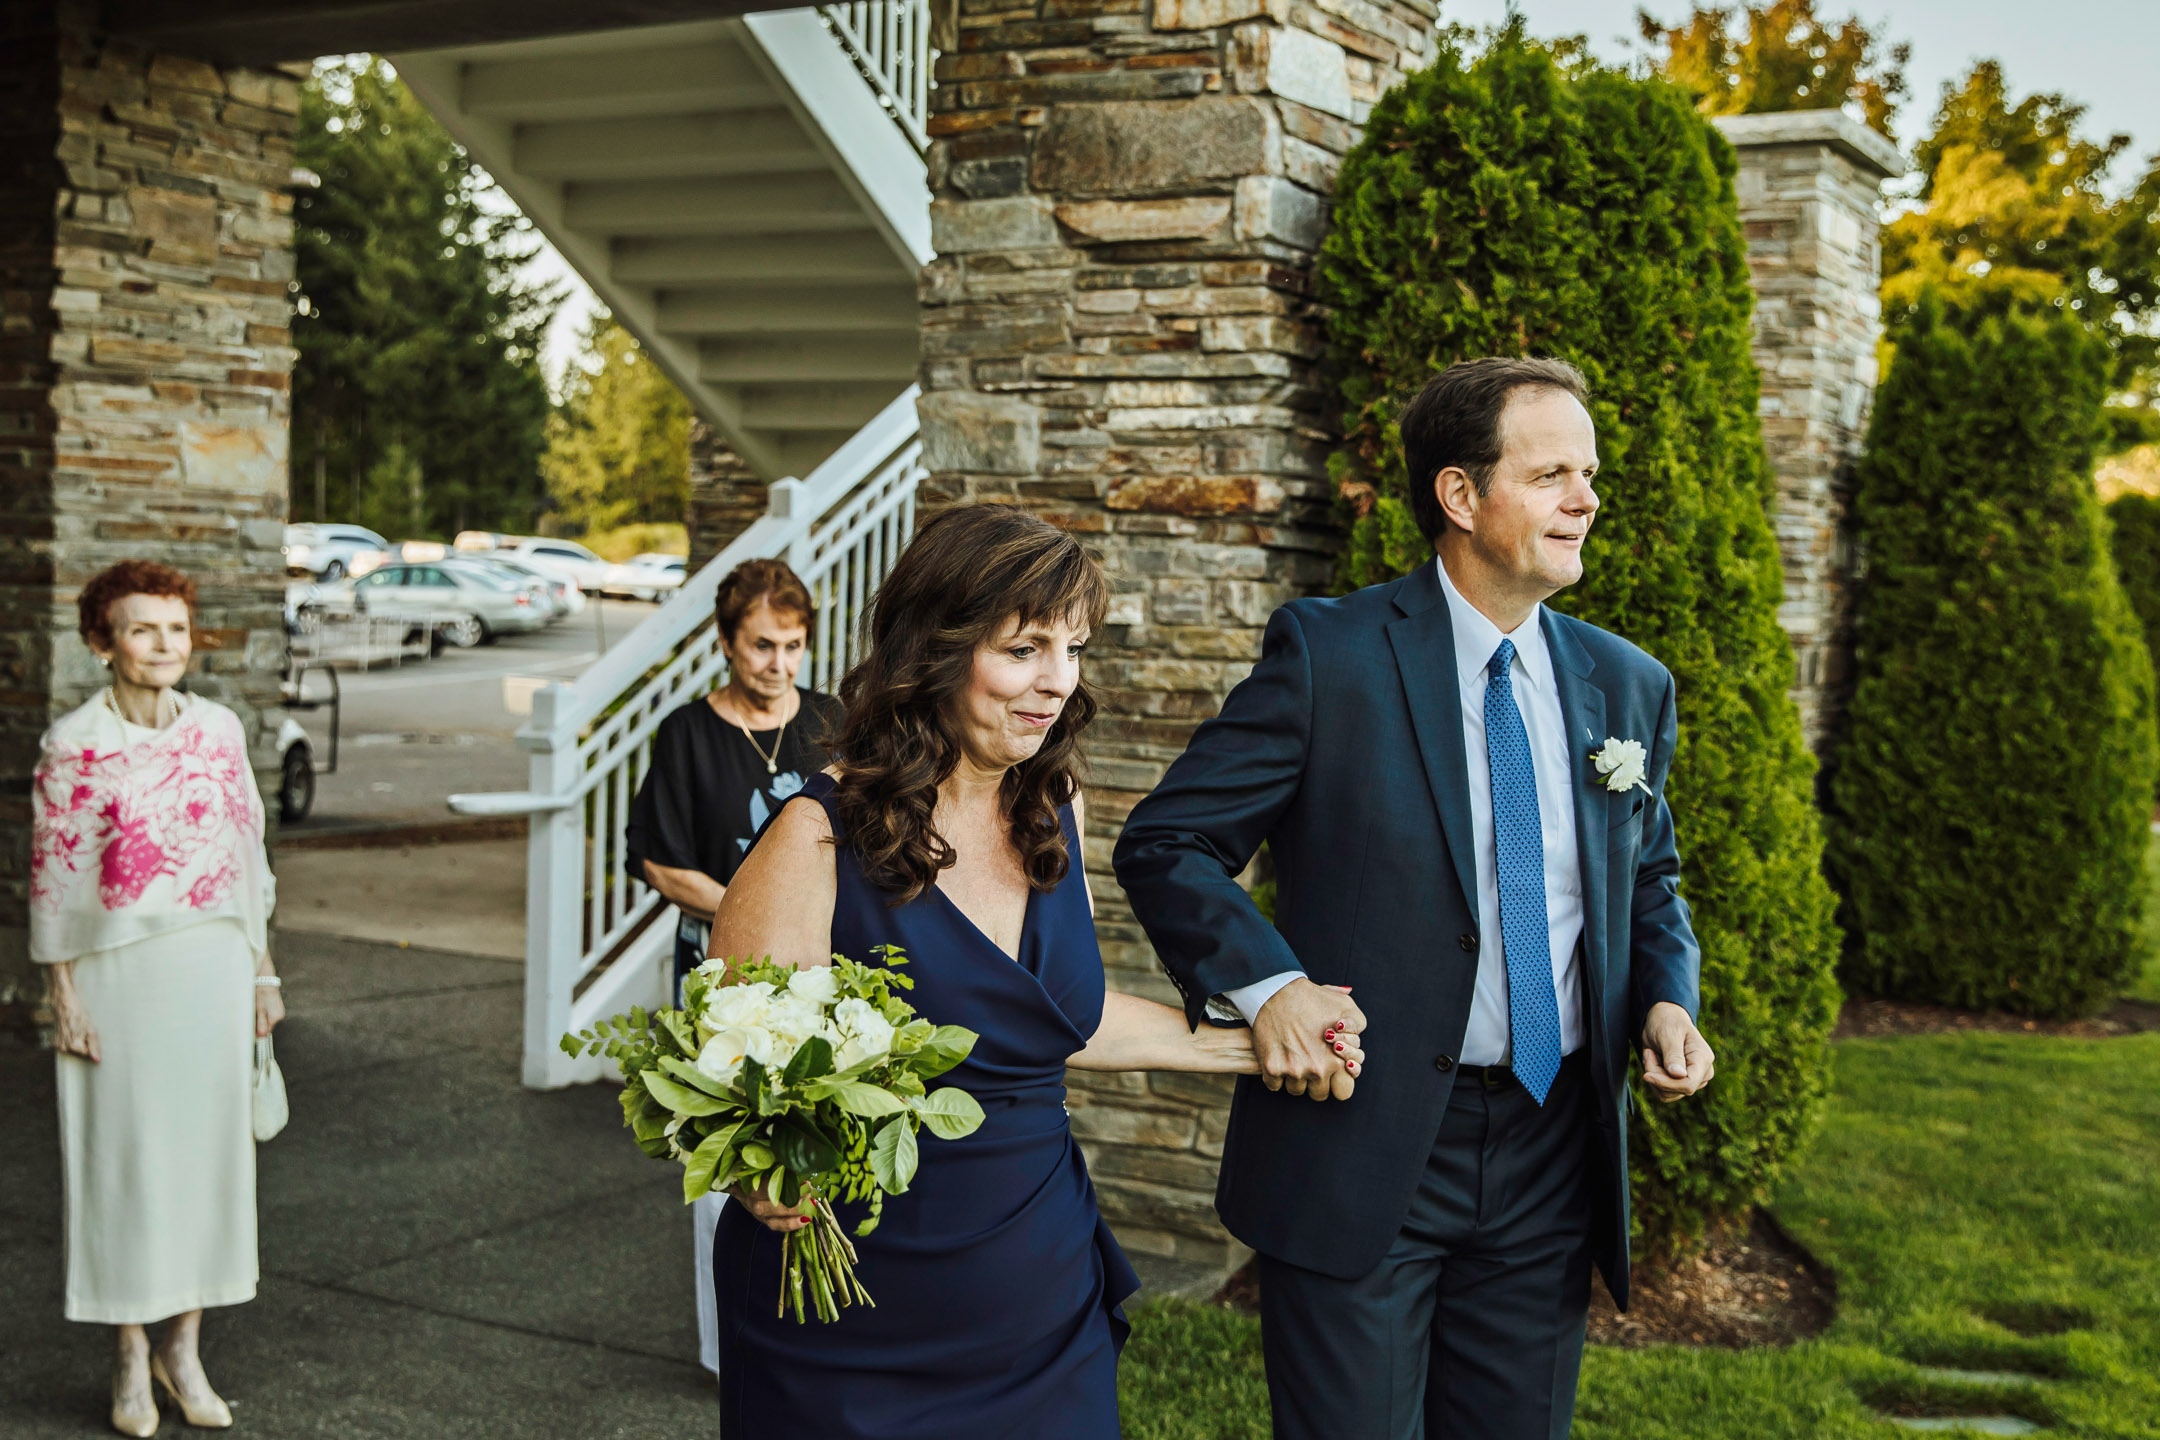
[1591,737,1650,795]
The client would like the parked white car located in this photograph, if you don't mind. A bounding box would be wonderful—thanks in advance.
[502,538,616,594]
[350,560,550,646]
[611,553,687,602]
[284,523,391,582]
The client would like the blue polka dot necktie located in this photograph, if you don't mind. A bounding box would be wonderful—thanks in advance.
[1486,639,1563,1106]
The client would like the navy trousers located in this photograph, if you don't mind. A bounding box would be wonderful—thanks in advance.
[1257,1050,1596,1440]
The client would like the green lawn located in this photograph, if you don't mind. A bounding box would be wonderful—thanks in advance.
[1120,1033,2160,1439]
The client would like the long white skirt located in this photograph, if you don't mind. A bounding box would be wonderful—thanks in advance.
[54,918,258,1324]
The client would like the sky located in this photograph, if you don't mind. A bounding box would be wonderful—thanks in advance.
[518,0,2160,387]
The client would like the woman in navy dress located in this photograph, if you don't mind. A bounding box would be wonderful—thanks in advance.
[707,505,1363,1439]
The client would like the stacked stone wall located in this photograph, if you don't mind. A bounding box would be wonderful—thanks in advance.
[1714,114,1901,754]
[0,4,299,1011]
[919,0,1437,1278]
[685,419,769,577]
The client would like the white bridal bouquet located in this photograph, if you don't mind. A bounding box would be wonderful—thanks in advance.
[563,946,986,1322]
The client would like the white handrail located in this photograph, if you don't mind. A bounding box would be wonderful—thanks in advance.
[450,387,926,1088]
[819,0,931,151]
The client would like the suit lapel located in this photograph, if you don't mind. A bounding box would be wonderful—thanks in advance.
[1543,611,1610,1000]
[1386,566,1479,919]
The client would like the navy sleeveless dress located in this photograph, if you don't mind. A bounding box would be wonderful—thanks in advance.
[714,773,1138,1439]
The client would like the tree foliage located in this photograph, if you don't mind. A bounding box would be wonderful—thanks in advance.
[292,58,555,539]
[2106,490,2160,796]
[541,313,693,538]
[1319,26,1841,1250]
[1827,293,2156,1016]
[1637,0,1908,138]
[1886,62,2160,427]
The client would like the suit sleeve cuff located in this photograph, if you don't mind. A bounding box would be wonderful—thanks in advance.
[1209,970,1303,1027]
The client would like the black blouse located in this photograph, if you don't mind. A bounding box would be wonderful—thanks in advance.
[625,688,846,888]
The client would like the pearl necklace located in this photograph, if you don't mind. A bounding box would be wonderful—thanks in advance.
[104,685,178,730]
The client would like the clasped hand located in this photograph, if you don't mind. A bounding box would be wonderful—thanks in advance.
[1251,979,1367,1101]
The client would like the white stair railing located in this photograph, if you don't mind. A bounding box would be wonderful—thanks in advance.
[451,389,924,1087]
[819,0,931,150]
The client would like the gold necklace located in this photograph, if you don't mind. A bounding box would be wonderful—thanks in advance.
[726,692,789,775]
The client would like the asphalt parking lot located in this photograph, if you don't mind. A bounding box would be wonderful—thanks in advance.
[280,598,656,837]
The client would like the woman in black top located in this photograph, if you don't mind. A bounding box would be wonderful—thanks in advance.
[626,559,844,992]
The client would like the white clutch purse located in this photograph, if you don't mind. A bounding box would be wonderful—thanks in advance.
[252,1035,289,1142]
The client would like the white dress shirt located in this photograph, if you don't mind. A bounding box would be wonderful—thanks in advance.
[1217,557,1585,1068]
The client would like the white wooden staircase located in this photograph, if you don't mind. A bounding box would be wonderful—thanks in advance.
[409,5,936,1086]
[394,5,931,481]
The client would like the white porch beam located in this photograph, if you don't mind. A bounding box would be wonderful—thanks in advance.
[461,42,769,121]
[698,335,920,383]
[564,173,865,237]
[656,286,919,336]
[610,232,908,286]
[735,381,902,431]
[514,110,821,181]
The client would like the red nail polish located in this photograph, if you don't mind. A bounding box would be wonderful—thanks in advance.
[1333,1042,1344,1053]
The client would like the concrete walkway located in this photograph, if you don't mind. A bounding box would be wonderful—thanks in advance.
[0,930,713,1438]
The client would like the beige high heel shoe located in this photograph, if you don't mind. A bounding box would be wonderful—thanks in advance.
[109,1369,158,1438]
[149,1354,231,1430]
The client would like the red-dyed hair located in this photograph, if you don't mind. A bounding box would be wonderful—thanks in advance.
[78,560,197,651]
[713,558,814,643]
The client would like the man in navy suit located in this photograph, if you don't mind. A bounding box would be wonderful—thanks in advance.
[1113,357,1716,1440]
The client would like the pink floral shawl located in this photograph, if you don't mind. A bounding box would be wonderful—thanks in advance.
[30,693,274,964]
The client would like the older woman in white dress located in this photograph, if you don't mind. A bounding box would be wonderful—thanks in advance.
[34,560,281,1437]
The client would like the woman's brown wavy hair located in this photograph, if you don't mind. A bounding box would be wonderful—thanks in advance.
[830,504,1108,904]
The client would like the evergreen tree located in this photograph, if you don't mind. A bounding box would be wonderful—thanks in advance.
[1637,0,1909,137]
[2108,492,2160,797]
[542,313,693,538]
[292,58,556,538]
[1320,27,1841,1248]
[1886,62,2160,433]
[1828,293,2156,1016]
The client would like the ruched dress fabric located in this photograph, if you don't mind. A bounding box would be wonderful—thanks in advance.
[714,774,1138,1440]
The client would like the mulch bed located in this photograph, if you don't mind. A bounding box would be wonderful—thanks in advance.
[1833,996,2160,1040]
[1586,1208,1835,1349]
[1209,1208,1836,1351]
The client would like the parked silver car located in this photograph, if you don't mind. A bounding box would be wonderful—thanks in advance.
[458,554,585,618]
[350,561,550,646]
[284,523,391,582]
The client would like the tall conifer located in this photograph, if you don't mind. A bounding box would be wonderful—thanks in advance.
[1319,26,1840,1247]
[1828,296,2156,1015]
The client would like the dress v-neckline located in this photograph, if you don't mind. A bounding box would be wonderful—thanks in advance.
[929,878,1040,968]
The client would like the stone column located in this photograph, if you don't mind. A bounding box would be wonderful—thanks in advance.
[0,4,299,1020]
[684,419,768,575]
[1713,112,1902,754]
[919,0,1435,1289]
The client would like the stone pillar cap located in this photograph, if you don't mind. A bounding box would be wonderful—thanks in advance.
[1713,110,1905,179]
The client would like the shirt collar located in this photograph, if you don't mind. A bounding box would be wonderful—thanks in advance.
[1432,555,1553,696]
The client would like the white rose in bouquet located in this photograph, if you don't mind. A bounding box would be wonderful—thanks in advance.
[762,993,834,1069]
[832,996,897,1070]
[786,966,841,1007]
[696,1025,780,1086]
[703,979,775,1031]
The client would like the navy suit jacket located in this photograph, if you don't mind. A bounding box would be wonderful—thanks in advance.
[1111,562,1702,1306]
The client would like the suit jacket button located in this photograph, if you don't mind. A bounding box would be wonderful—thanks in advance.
[1458,933,1477,952]
[1434,1055,1455,1072]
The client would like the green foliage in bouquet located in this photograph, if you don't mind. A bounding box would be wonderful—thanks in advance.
[1827,292,2158,1016]
[1316,24,1840,1253]
[564,946,986,1322]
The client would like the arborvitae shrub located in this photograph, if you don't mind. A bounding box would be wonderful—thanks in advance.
[1316,26,1841,1251]
[2107,493,2160,735]
[1828,295,2156,1016]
